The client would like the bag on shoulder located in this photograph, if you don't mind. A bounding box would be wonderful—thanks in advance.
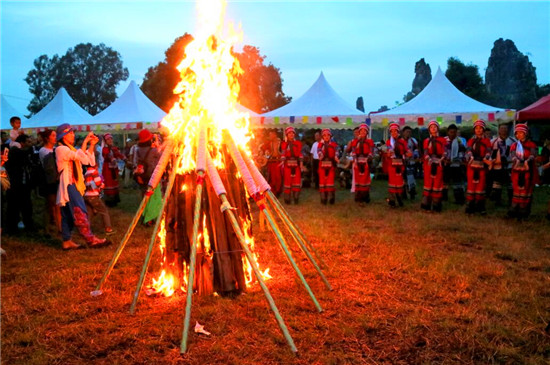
[43,150,59,185]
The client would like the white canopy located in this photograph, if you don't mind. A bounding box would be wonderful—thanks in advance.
[258,72,366,129]
[26,87,93,129]
[371,67,514,127]
[1,95,28,131]
[91,80,167,129]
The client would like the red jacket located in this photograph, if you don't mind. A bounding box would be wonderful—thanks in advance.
[423,136,447,158]
[318,141,339,162]
[350,138,374,157]
[466,137,491,160]
[281,140,303,161]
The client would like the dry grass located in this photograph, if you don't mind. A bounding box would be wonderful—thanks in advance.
[2,182,550,364]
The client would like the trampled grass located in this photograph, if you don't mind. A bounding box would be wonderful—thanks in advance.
[1,181,550,364]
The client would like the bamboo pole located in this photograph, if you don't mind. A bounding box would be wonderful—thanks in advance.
[205,152,297,353]
[266,190,327,269]
[238,146,328,271]
[223,131,322,312]
[180,171,204,353]
[129,156,180,314]
[181,125,207,353]
[265,197,332,291]
[92,194,150,296]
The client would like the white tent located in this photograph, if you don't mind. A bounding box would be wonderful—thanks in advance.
[258,72,366,129]
[91,80,167,131]
[1,95,28,131]
[26,87,93,130]
[370,67,515,128]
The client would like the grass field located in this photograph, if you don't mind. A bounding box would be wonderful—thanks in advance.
[2,181,550,364]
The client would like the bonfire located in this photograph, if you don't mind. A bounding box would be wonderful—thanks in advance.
[92,0,331,354]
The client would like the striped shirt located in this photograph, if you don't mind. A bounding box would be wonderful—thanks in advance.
[84,166,104,197]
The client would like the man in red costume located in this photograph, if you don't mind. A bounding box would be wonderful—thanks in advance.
[385,123,410,207]
[317,128,339,205]
[465,119,492,214]
[507,123,538,220]
[421,121,447,212]
[260,130,283,197]
[281,126,304,204]
[350,123,375,205]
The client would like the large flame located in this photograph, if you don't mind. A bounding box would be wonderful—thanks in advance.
[148,0,268,297]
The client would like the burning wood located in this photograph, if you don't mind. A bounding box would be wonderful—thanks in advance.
[93,0,331,355]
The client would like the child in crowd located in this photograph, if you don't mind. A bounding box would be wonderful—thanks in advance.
[84,160,115,235]
[9,116,23,148]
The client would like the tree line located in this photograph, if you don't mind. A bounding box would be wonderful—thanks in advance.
[24,37,548,117]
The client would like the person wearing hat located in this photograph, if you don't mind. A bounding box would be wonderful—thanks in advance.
[345,127,361,193]
[55,123,109,250]
[384,123,410,207]
[507,123,538,219]
[443,124,466,205]
[101,133,125,207]
[401,126,419,200]
[349,123,375,204]
[280,126,304,204]
[488,124,515,206]
[421,121,447,212]
[464,119,492,214]
[317,129,340,204]
[259,129,283,197]
[133,129,161,197]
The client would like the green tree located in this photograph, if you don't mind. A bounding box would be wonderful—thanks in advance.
[485,38,537,109]
[445,57,489,102]
[403,58,431,102]
[141,35,291,114]
[141,33,194,112]
[25,43,129,115]
[233,45,291,113]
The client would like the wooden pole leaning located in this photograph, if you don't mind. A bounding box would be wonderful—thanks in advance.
[205,153,297,353]
[181,126,207,354]
[223,131,322,313]
[92,140,175,296]
[129,154,180,314]
[239,147,330,280]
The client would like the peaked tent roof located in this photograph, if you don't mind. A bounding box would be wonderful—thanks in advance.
[26,88,93,129]
[258,72,365,129]
[91,80,167,126]
[516,94,550,121]
[1,95,28,130]
[371,67,514,127]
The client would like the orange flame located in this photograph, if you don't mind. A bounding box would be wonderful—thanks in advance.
[242,218,271,287]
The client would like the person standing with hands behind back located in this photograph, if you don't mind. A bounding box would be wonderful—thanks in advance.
[56,124,109,250]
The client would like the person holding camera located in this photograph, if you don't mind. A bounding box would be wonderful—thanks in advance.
[56,124,110,250]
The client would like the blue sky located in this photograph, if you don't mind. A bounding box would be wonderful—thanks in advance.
[1,0,549,116]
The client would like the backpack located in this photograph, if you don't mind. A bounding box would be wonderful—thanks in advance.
[42,149,59,185]
[133,147,152,185]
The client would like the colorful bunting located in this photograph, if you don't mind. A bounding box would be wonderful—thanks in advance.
[346,117,353,125]
[260,117,265,125]
[302,116,308,124]
[472,114,479,122]
[86,125,91,131]
[488,112,495,121]
[274,117,280,125]
[382,118,389,126]
[399,117,405,126]
[436,116,443,124]
[331,116,339,122]
[455,115,462,124]
[115,124,121,130]
[125,123,131,130]
[417,117,424,126]
[316,117,322,124]
[506,110,515,117]
[290,116,295,124]
[366,118,371,126]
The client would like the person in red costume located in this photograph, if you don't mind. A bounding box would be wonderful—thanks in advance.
[101,133,125,207]
[465,119,492,215]
[421,121,447,212]
[507,123,538,220]
[260,130,283,197]
[384,123,410,208]
[280,127,304,204]
[317,128,339,205]
[350,123,375,205]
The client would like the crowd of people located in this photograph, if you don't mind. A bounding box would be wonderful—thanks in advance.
[1,116,163,252]
[254,121,550,220]
[2,116,549,255]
